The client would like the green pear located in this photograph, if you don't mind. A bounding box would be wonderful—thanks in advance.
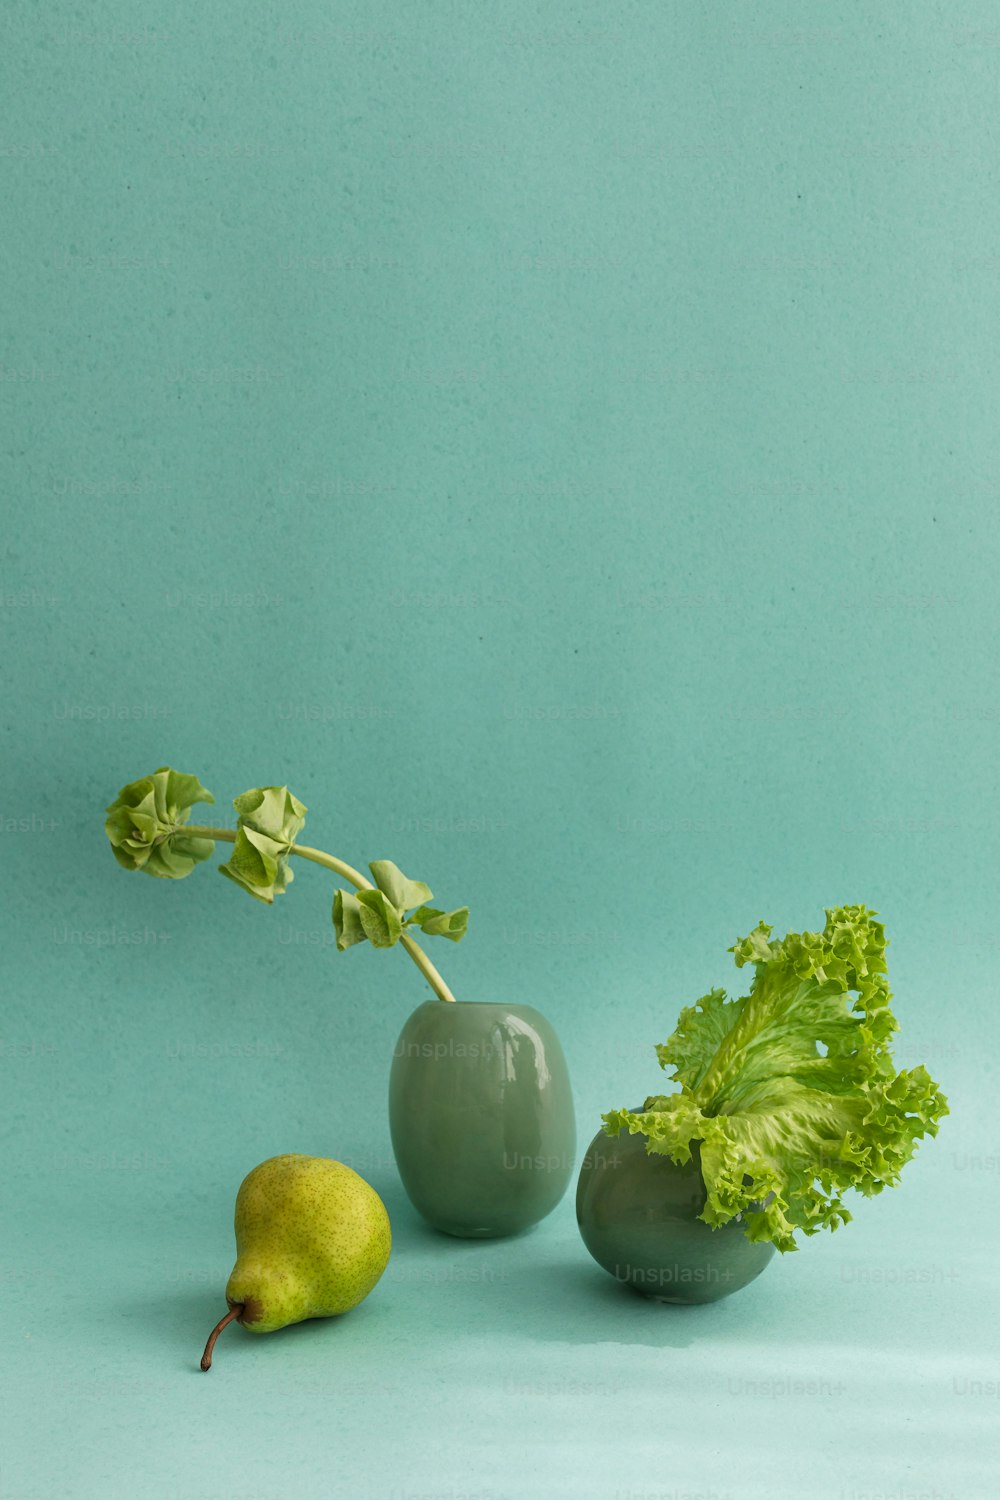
[200,1154,391,1370]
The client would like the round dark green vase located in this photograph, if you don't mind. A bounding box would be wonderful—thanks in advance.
[389,1001,576,1237]
[576,1120,775,1304]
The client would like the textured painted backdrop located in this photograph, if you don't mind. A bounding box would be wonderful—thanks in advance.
[2,3,998,1497]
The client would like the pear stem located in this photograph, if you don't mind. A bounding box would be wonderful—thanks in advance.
[183,826,459,1003]
[200,1304,243,1371]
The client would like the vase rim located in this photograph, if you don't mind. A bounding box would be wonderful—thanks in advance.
[411,999,543,1010]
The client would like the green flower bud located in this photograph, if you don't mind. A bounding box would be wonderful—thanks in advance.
[332,861,468,952]
[333,889,367,950]
[104,767,215,880]
[218,785,307,904]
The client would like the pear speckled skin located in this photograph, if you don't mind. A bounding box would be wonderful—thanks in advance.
[225,1155,391,1333]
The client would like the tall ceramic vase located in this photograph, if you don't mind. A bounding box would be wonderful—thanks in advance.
[389,1001,576,1237]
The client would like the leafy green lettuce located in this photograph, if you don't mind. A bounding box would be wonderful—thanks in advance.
[604,905,948,1252]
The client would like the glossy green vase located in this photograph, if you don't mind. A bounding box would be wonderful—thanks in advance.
[389,1001,576,1237]
[576,1120,775,1304]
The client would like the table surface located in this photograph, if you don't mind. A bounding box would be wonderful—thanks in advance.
[5,1055,993,1500]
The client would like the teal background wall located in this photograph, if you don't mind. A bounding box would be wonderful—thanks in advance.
[2,3,998,1497]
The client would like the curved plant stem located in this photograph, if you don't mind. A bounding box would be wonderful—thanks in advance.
[399,932,459,1005]
[183,826,458,1003]
[286,841,373,892]
[201,1304,242,1371]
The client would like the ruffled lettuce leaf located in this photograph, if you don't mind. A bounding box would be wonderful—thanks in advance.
[104,766,216,879]
[604,905,948,1252]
